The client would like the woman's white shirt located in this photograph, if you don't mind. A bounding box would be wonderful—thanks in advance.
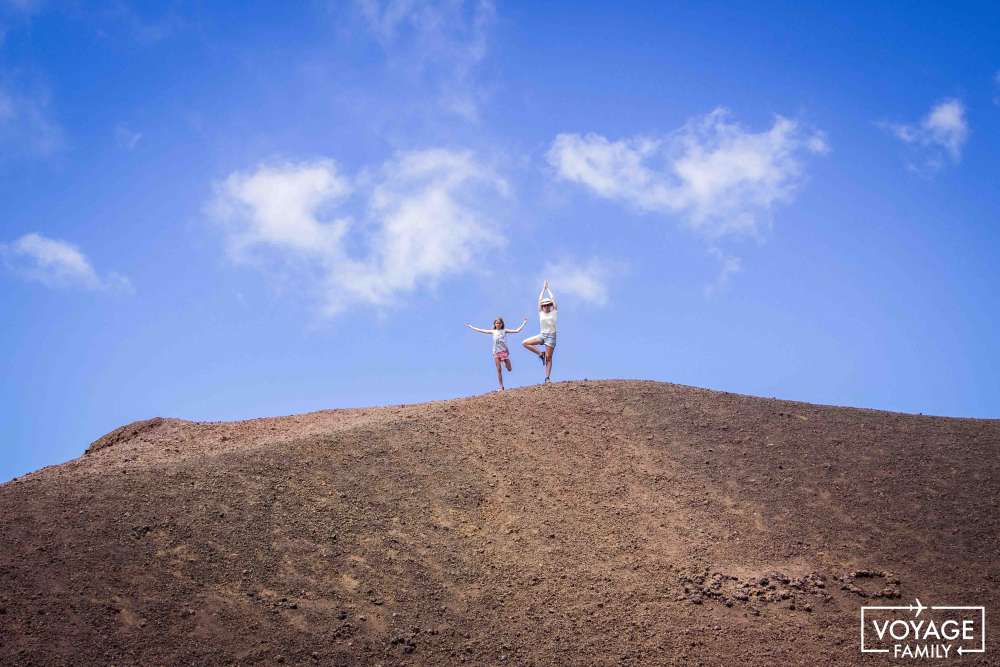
[539,309,557,334]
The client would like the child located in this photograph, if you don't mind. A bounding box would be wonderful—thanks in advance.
[465,316,527,391]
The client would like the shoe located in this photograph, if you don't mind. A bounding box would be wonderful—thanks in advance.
[544,377,550,384]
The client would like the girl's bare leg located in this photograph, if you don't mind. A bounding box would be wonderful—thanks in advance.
[544,346,554,381]
[504,359,512,372]
[495,359,504,390]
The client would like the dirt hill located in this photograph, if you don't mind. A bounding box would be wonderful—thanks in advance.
[1,380,998,665]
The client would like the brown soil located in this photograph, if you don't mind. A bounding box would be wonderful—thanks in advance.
[1,380,998,666]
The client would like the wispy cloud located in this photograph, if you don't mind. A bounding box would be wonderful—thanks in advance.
[96,2,186,45]
[210,148,507,316]
[355,0,495,120]
[2,0,44,15]
[114,124,142,150]
[540,257,624,307]
[547,108,827,241]
[1,233,132,292]
[704,247,742,296]
[882,98,968,173]
[0,82,62,157]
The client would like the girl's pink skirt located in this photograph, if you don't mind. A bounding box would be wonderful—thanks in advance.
[494,349,509,361]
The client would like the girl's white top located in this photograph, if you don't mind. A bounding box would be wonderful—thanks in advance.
[492,329,508,353]
[539,309,557,334]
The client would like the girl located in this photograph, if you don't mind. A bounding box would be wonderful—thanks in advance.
[522,280,557,383]
[465,317,527,391]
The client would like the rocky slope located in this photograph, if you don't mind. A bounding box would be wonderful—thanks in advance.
[1,380,997,665]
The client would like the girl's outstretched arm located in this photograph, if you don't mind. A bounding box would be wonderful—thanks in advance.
[506,318,528,333]
[465,323,492,334]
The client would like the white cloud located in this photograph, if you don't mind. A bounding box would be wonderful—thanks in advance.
[540,258,623,307]
[884,98,968,171]
[355,0,495,120]
[210,149,507,316]
[1,233,132,291]
[547,108,827,241]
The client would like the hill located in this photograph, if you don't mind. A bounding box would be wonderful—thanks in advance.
[1,380,997,665]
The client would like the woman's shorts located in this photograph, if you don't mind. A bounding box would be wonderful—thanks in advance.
[540,332,557,348]
[494,349,510,361]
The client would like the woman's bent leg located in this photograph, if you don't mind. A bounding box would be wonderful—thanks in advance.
[522,335,544,358]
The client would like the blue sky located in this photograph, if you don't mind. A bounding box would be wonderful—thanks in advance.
[2,1,999,481]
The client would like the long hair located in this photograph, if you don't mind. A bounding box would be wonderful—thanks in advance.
[494,317,505,330]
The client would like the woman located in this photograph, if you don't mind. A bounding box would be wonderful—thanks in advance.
[522,280,557,384]
[465,316,527,391]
